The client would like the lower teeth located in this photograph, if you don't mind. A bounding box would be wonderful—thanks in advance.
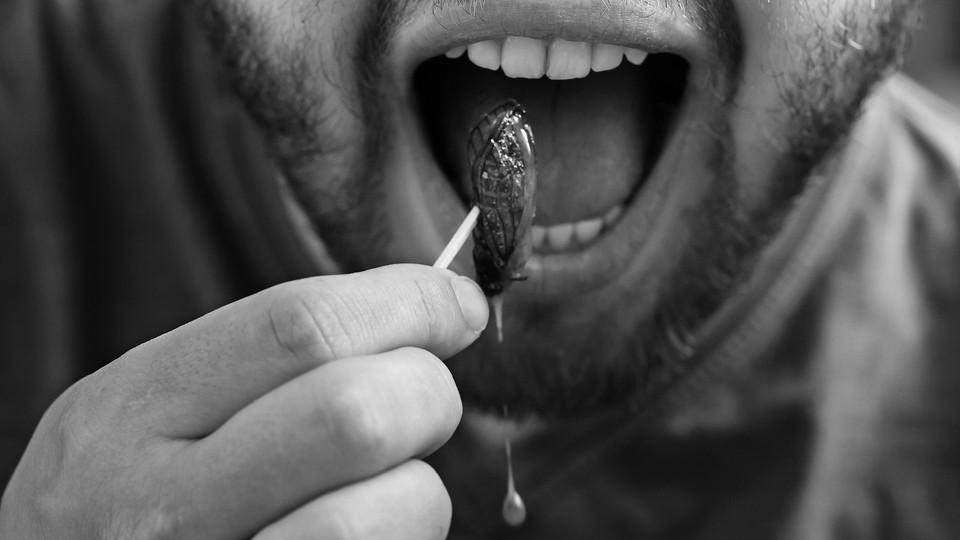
[531,204,623,251]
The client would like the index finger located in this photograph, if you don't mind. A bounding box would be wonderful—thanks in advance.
[114,264,488,438]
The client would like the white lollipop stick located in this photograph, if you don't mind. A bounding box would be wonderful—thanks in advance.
[433,206,480,269]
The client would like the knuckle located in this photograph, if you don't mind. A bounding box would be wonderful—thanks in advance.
[22,375,195,540]
[265,283,357,364]
[392,347,462,430]
[408,347,462,417]
[322,386,390,465]
[391,346,461,413]
[32,469,86,536]
[27,387,111,535]
[51,381,123,481]
[52,386,94,461]
[412,272,469,343]
[380,266,456,343]
[411,278,447,342]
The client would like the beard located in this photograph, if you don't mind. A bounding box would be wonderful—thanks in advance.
[449,1,918,418]
[194,0,919,418]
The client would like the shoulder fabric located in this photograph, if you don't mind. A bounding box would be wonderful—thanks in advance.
[885,76,960,180]
[784,75,960,539]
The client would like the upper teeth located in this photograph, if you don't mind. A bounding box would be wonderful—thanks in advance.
[444,38,649,80]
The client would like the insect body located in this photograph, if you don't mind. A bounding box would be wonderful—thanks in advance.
[469,101,537,341]
[470,101,538,296]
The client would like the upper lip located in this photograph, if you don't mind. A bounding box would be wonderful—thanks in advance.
[393,0,709,75]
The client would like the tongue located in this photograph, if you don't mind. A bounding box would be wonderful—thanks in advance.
[417,59,650,225]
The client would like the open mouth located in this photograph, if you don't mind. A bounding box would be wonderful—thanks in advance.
[415,42,688,257]
[380,4,710,299]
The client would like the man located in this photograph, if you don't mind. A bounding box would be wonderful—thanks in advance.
[2,0,958,537]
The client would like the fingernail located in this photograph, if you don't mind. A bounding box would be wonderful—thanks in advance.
[451,276,489,332]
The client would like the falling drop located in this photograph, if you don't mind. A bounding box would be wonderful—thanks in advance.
[501,438,526,527]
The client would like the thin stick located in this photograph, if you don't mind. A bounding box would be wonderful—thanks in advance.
[433,206,480,269]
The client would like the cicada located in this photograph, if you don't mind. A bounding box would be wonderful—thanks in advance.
[469,101,538,341]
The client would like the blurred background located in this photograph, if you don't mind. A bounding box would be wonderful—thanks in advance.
[904,0,960,105]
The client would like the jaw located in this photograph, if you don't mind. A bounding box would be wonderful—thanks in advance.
[197,0,918,418]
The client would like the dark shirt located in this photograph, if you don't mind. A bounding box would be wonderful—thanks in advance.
[3,0,960,538]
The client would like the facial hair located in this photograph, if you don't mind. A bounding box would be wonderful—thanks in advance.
[193,0,920,417]
[452,0,920,417]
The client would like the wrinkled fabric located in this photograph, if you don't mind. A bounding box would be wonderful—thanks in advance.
[2,1,960,539]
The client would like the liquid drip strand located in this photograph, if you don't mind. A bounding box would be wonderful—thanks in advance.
[492,295,504,343]
[501,438,526,527]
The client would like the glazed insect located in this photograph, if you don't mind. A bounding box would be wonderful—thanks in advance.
[469,101,538,341]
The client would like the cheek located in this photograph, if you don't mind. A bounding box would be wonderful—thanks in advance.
[734,0,893,72]
[724,0,894,202]
[202,0,374,170]
[213,0,365,85]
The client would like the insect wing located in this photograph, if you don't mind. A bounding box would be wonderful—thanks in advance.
[474,146,523,258]
[504,121,537,278]
[468,101,536,296]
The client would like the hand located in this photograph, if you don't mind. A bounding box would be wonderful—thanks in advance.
[0,264,488,539]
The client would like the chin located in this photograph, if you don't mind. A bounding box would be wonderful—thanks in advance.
[198,0,916,418]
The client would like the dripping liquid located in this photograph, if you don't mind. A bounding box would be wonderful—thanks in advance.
[502,437,526,527]
[491,295,505,342]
